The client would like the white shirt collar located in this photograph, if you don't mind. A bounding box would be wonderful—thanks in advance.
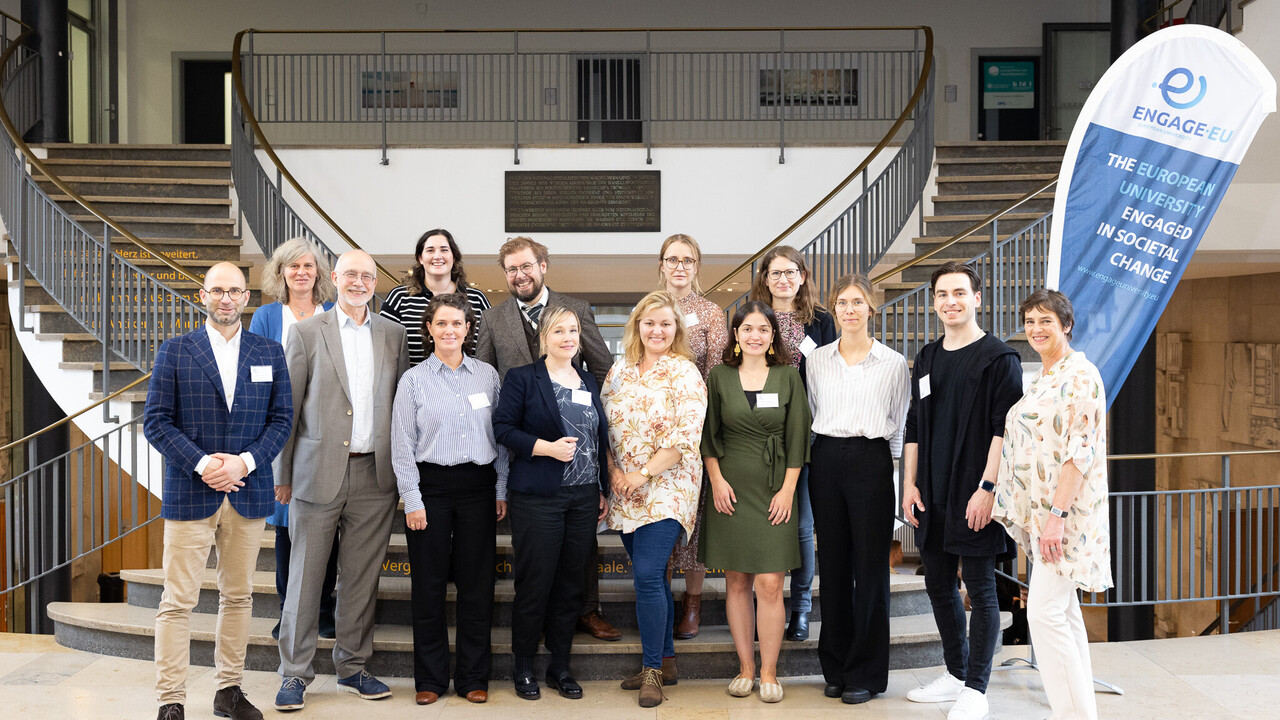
[205,321,242,349]
[334,305,372,328]
[521,286,549,310]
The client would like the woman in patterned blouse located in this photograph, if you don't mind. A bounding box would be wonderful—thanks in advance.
[991,289,1112,720]
[602,291,708,708]
[657,234,728,640]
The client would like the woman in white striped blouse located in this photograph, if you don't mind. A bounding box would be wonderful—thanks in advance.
[804,273,910,706]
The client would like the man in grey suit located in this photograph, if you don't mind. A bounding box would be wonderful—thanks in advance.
[274,250,410,712]
[476,236,620,641]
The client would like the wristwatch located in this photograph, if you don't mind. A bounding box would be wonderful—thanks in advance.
[1050,505,1069,518]
[639,466,653,480]
[979,479,996,493]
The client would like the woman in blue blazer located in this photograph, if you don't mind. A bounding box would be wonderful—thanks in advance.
[247,237,337,640]
[493,305,611,702]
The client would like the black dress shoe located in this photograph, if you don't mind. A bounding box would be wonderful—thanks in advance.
[784,611,809,641]
[545,670,583,699]
[514,672,541,700]
[823,682,844,698]
[841,687,876,705]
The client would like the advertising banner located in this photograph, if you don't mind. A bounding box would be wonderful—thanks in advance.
[1047,25,1275,407]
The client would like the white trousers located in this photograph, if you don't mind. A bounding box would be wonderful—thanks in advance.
[1028,565,1097,720]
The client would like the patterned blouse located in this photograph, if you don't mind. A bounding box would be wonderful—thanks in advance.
[774,310,807,370]
[992,351,1113,592]
[602,353,708,541]
[553,379,600,487]
[678,293,728,382]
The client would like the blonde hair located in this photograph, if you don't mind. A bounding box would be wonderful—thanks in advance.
[749,245,822,325]
[537,305,579,357]
[827,273,878,336]
[622,291,695,365]
[260,237,336,305]
[657,233,704,295]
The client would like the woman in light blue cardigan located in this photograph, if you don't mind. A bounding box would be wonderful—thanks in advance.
[248,237,337,639]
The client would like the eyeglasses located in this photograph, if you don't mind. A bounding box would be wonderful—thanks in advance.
[834,299,867,310]
[662,257,697,270]
[503,262,538,278]
[341,270,377,285]
[203,287,246,300]
[767,269,800,281]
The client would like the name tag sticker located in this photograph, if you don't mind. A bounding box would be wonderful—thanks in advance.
[251,365,272,382]
[919,374,931,399]
[684,312,700,328]
[756,393,780,408]
[798,336,818,357]
[468,392,491,410]
[571,389,592,406]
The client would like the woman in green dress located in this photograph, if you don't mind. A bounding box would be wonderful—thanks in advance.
[699,300,812,703]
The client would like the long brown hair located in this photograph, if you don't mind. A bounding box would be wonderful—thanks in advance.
[749,245,822,325]
[406,228,470,296]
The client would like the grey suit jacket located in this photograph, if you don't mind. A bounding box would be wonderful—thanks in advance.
[476,289,612,386]
[275,307,410,504]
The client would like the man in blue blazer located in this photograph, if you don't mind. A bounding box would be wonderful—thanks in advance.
[145,262,293,720]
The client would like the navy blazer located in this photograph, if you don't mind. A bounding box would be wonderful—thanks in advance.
[493,357,610,497]
[144,326,294,521]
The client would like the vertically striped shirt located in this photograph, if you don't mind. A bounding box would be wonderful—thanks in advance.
[380,285,491,366]
[390,353,510,512]
[805,338,911,456]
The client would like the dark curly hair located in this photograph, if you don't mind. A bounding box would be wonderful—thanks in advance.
[419,293,477,356]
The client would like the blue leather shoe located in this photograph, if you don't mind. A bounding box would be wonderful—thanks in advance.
[274,677,306,712]
[337,670,391,700]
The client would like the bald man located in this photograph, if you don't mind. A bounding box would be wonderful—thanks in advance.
[145,262,294,720]
[273,251,409,711]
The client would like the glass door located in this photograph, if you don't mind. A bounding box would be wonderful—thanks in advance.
[1043,23,1110,141]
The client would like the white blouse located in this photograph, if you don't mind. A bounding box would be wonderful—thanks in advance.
[805,339,911,456]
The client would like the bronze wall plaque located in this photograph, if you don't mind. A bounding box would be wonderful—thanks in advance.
[505,170,660,233]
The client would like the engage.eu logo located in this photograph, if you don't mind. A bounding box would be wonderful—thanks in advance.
[1154,68,1207,110]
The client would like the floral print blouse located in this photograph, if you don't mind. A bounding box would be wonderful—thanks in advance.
[992,351,1113,592]
[678,292,729,382]
[602,353,708,541]
[774,310,806,370]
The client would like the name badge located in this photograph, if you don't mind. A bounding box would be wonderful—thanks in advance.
[919,374,931,399]
[251,365,272,382]
[571,389,592,406]
[798,336,818,357]
[468,392,491,410]
[684,312,700,328]
[756,392,779,408]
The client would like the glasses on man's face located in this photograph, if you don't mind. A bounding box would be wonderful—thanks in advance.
[504,262,538,278]
[204,287,246,300]
[767,269,800,281]
[341,270,377,285]
[662,257,697,270]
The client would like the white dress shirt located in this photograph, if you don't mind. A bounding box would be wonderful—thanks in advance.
[336,306,376,453]
[280,304,299,350]
[806,338,911,456]
[193,322,258,475]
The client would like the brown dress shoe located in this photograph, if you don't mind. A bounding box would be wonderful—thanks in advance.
[577,610,621,641]
[414,691,439,706]
[620,656,678,689]
[464,690,488,704]
[673,593,702,639]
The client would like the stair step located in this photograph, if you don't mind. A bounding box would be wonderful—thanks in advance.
[53,195,231,220]
[923,212,1048,236]
[69,214,236,240]
[936,157,1064,177]
[39,143,230,162]
[935,140,1067,160]
[36,176,232,199]
[39,158,231,180]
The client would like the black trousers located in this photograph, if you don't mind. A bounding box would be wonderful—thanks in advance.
[509,485,598,669]
[809,434,895,693]
[406,463,497,695]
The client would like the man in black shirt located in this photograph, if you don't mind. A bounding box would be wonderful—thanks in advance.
[901,261,1023,720]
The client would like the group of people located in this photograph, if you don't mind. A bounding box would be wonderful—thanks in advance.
[144,227,1112,720]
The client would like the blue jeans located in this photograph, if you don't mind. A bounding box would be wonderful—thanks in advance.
[789,465,815,613]
[919,517,1000,694]
[621,519,681,668]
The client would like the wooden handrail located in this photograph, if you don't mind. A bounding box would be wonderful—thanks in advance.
[0,375,150,452]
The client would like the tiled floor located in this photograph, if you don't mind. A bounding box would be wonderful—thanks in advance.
[2,630,1278,719]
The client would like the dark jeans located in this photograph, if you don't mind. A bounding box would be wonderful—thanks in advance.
[407,464,497,695]
[919,510,1000,694]
[273,523,338,631]
[620,518,681,668]
[509,485,597,669]
[809,435,894,693]
[789,464,815,613]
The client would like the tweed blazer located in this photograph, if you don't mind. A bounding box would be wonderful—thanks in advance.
[476,289,612,387]
[143,325,293,521]
[275,307,410,504]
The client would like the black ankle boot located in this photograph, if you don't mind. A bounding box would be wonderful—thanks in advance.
[785,611,809,641]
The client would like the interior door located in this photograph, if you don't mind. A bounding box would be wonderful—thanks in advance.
[1043,23,1111,141]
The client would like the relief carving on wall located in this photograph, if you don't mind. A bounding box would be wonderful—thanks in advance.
[1220,343,1280,449]
[1157,332,1189,439]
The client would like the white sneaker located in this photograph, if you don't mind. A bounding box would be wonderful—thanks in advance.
[947,687,989,720]
[906,672,965,703]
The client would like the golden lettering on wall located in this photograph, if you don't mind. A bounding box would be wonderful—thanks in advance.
[1220,342,1280,449]
[1156,332,1189,439]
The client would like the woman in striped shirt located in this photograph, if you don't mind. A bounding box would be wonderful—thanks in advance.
[381,228,491,365]
[804,273,910,706]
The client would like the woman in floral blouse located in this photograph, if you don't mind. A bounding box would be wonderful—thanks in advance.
[603,290,708,709]
[657,234,728,640]
[991,289,1112,720]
